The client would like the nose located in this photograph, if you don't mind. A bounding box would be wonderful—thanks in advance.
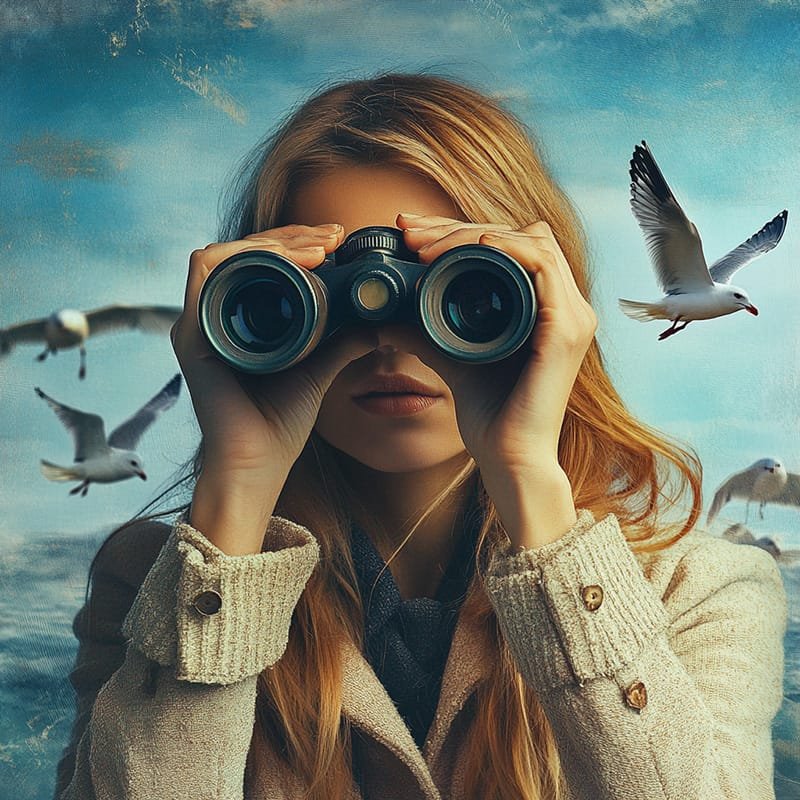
[373,323,424,353]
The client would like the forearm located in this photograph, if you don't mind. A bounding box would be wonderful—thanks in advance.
[59,647,259,800]
[486,513,785,800]
[58,517,319,797]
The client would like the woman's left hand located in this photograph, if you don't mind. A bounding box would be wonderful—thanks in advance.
[397,213,598,548]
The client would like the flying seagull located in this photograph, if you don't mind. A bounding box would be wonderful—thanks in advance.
[619,141,788,339]
[707,457,800,525]
[1,304,182,379]
[35,373,182,496]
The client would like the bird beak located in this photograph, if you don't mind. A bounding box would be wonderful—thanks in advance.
[137,471,147,481]
[745,304,759,316]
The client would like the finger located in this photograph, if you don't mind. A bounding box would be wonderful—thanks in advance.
[478,230,571,312]
[396,212,464,229]
[518,222,588,305]
[410,224,515,263]
[244,223,344,249]
[480,230,597,350]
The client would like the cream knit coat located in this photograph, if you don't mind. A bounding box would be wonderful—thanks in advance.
[56,510,786,799]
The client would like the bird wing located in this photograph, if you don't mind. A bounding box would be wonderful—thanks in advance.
[0,318,47,354]
[34,387,110,461]
[708,209,788,284]
[108,373,182,450]
[707,467,758,524]
[772,472,800,508]
[629,141,714,295]
[86,305,182,336]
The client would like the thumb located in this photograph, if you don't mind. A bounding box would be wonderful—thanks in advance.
[300,326,379,395]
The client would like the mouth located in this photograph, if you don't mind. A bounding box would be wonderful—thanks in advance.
[351,374,443,416]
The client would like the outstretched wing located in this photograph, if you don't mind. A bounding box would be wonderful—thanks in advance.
[108,373,182,450]
[708,209,788,284]
[630,141,713,295]
[707,467,758,524]
[86,305,182,337]
[34,387,109,461]
[1,318,47,355]
[772,472,800,508]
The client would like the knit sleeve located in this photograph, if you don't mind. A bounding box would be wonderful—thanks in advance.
[485,511,787,800]
[57,515,320,800]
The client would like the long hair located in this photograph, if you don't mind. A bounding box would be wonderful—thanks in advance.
[107,73,702,798]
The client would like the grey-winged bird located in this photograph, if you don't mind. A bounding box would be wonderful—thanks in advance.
[707,457,800,525]
[1,305,181,379]
[619,141,788,340]
[35,373,182,496]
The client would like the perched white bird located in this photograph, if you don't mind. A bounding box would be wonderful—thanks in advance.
[721,524,781,558]
[0,305,182,379]
[619,141,788,340]
[35,373,182,496]
[707,457,800,524]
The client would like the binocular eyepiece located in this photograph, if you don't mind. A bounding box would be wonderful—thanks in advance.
[199,226,536,373]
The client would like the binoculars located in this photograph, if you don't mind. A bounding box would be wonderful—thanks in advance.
[199,226,536,374]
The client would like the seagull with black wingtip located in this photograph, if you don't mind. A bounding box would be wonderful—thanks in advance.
[35,373,182,496]
[619,141,788,340]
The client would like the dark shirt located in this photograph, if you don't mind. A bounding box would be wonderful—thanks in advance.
[349,513,479,748]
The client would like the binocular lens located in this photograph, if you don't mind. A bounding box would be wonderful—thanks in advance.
[199,250,325,373]
[419,246,535,363]
[221,277,300,352]
[442,271,513,344]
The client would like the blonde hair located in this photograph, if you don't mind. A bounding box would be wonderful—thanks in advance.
[216,72,703,799]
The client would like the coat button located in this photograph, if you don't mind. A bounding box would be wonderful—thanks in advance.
[192,590,222,616]
[581,584,604,611]
[623,680,648,711]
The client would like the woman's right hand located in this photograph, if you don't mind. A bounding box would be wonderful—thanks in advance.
[171,223,377,553]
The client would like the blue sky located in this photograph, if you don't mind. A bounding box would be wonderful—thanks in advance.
[1,0,798,546]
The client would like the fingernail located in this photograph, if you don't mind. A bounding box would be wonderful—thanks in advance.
[320,223,343,231]
[398,212,421,219]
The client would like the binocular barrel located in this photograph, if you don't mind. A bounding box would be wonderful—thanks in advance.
[198,226,536,374]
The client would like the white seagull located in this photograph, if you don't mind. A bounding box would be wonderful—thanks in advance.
[35,373,182,496]
[619,141,788,340]
[1,304,182,379]
[707,457,800,525]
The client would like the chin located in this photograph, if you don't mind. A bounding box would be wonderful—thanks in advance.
[318,436,467,474]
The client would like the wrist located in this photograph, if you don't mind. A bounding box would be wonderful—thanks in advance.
[480,462,576,550]
[190,465,286,555]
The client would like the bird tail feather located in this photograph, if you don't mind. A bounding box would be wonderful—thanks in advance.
[618,299,667,321]
[40,460,81,482]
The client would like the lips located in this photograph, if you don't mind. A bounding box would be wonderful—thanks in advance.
[351,374,443,416]
[352,374,442,399]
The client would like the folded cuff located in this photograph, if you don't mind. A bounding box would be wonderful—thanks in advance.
[486,511,667,691]
[123,516,319,684]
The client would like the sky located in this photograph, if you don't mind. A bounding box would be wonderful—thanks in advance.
[1,0,799,549]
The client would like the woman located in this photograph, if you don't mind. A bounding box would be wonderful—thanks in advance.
[56,73,786,800]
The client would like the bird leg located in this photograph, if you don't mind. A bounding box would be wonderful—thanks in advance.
[69,481,90,496]
[658,319,690,340]
[36,347,50,362]
[759,501,765,520]
[79,347,87,380]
